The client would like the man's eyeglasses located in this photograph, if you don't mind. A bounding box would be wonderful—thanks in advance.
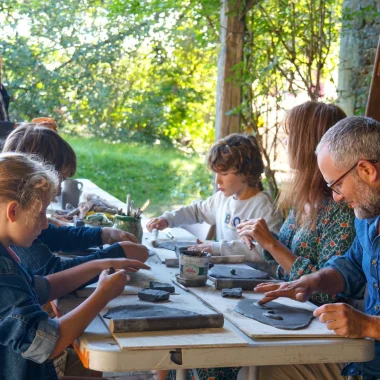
[327,159,378,195]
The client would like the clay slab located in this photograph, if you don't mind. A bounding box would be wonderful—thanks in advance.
[209,265,269,280]
[235,300,314,330]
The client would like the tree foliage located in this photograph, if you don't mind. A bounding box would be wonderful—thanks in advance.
[0,0,220,149]
[234,0,342,195]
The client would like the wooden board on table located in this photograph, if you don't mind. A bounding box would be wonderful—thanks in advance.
[100,294,248,350]
[76,255,178,297]
[189,280,344,338]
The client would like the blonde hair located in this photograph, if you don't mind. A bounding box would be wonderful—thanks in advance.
[0,153,58,210]
[279,101,346,226]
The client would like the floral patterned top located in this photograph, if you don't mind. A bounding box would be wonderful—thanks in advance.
[263,198,356,304]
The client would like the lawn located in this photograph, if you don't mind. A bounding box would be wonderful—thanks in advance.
[65,135,214,217]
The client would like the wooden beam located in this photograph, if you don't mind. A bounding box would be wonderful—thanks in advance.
[215,0,246,140]
[366,36,380,121]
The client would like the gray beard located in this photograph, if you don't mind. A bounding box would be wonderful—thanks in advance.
[353,174,380,219]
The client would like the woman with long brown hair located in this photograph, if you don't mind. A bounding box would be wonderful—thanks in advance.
[238,101,356,305]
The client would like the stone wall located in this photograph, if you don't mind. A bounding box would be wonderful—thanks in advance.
[337,0,380,115]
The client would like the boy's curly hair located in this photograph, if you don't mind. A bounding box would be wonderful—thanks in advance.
[207,133,264,188]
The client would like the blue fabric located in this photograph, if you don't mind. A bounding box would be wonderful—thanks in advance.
[325,215,380,379]
[0,243,59,380]
[12,224,125,278]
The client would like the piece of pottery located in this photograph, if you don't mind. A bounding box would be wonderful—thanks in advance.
[179,250,211,286]
[113,215,143,243]
[60,179,83,209]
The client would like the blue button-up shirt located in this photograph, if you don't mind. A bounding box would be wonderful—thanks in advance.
[325,215,380,379]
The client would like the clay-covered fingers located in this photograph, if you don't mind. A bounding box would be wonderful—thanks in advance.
[97,269,131,300]
[122,231,138,243]
[111,258,151,272]
[124,259,150,271]
[240,234,254,250]
[255,281,310,303]
[145,218,160,232]
[145,217,168,232]
[254,282,283,293]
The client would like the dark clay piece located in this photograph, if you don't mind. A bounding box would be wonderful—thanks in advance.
[209,265,269,280]
[234,300,314,330]
[138,288,170,302]
[221,287,243,298]
[150,281,175,293]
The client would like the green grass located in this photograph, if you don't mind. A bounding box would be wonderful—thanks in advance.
[64,135,214,217]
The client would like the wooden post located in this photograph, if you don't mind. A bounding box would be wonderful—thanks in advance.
[366,36,380,122]
[215,0,246,140]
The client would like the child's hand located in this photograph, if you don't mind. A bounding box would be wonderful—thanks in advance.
[101,227,138,244]
[187,239,213,254]
[146,217,168,232]
[96,269,130,301]
[110,258,151,272]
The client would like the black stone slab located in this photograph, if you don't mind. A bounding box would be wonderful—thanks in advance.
[234,300,314,330]
[103,304,224,332]
[209,265,269,280]
[150,281,175,293]
[138,288,170,302]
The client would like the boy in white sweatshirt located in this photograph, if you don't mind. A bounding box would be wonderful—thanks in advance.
[146,133,283,265]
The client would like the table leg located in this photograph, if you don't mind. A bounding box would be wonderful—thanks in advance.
[175,369,187,380]
[248,366,259,380]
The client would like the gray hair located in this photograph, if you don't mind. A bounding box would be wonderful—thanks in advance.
[316,116,380,168]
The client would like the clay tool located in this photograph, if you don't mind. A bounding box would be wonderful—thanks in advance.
[152,228,159,240]
[125,194,131,216]
[137,199,150,217]
[171,278,189,292]
[109,266,115,274]
[167,231,174,239]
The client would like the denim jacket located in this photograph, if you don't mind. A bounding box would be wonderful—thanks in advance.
[12,224,124,277]
[0,243,59,380]
[325,215,380,380]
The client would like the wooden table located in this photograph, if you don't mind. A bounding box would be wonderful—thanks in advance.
[57,179,375,380]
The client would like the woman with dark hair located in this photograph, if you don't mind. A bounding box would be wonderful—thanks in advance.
[238,101,356,305]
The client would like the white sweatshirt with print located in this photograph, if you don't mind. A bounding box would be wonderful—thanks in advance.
[161,191,283,263]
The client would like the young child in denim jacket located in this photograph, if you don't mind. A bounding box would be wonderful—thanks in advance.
[0,152,149,380]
